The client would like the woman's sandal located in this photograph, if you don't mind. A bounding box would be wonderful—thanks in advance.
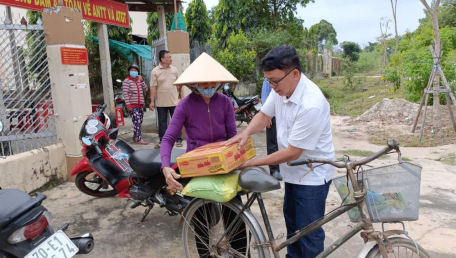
[154,143,161,149]
[137,140,148,145]
[134,139,148,145]
[176,142,183,148]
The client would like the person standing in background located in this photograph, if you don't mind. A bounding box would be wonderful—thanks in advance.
[261,79,283,181]
[122,64,148,145]
[150,50,183,149]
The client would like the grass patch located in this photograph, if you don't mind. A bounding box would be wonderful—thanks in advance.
[338,149,388,160]
[368,129,456,147]
[402,157,413,162]
[316,77,407,117]
[439,153,456,166]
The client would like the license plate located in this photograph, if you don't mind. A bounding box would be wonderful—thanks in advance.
[25,231,78,258]
[254,103,262,111]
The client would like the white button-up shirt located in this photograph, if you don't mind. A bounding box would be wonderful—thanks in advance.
[261,74,335,185]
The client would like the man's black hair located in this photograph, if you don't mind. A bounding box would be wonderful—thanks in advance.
[261,46,302,73]
[159,50,170,63]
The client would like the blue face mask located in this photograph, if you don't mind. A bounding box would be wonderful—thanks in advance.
[129,71,138,78]
[195,83,222,98]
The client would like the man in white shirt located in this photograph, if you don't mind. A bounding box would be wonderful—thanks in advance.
[227,46,335,258]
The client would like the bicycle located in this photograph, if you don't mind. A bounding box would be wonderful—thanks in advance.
[181,139,430,258]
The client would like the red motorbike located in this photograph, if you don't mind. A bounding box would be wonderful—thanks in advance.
[70,104,189,221]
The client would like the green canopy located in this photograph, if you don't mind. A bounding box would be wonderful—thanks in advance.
[87,36,152,63]
[171,12,187,31]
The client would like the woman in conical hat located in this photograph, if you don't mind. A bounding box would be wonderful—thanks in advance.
[160,53,248,256]
[160,53,238,189]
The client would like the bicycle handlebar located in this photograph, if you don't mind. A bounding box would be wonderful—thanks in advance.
[287,139,401,168]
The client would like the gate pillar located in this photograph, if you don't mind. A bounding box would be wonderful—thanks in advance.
[42,7,92,181]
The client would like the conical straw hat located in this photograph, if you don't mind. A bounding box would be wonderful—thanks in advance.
[174,53,238,85]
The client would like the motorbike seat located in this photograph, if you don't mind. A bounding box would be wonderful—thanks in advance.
[129,148,186,178]
[238,167,281,193]
[0,189,45,229]
[236,97,251,106]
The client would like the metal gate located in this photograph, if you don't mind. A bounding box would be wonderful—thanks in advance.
[0,13,57,157]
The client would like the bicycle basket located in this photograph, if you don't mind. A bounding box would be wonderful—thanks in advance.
[333,162,422,223]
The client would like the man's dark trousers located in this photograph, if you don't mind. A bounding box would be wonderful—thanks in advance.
[284,181,331,258]
[266,117,280,174]
[157,106,182,142]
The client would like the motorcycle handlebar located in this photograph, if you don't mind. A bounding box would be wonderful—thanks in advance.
[97,104,107,113]
[93,104,108,120]
[93,143,103,157]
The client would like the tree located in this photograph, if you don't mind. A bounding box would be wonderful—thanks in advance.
[251,29,298,59]
[439,0,456,27]
[212,0,262,49]
[212,0,313,49]
[85,21,133,95]
[185,0,212,46]
[378,17,392,67]
[215,30,256,79]
[390,0,399,53]
[86,21,132,43]
[364,42,379,52]
[146,12,174,44]
[308,19,338,50]
[214,30,256,80]
[341,41,361,62]
[261,0,314,29]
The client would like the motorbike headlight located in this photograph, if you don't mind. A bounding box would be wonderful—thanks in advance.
[0,121,3,133]
[81,137,93,146]
[85,119,99,135]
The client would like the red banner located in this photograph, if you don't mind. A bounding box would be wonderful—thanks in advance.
[0,0,130,28]
[60,47,88,65]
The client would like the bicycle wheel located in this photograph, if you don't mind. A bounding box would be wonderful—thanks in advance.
[182,198,270,258]
[366,237,431,258]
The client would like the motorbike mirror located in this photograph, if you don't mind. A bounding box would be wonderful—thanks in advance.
[224,84,230,90]
[116,79,122,83]
[82,137,93,146]
[0,121,3,133]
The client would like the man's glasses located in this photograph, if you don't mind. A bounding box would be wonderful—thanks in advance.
[264,68,296,86]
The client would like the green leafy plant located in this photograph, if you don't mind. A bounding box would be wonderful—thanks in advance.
[214,30,256,81]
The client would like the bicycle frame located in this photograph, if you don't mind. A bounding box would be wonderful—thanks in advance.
[213,140,407,258]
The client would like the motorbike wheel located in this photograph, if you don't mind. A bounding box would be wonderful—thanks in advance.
[75,171,117,197]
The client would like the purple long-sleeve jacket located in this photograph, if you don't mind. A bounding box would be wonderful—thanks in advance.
[160,92,237,168]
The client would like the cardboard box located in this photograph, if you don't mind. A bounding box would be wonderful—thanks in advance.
[167,31,190,54]
[42,7,85,46]
[177,138,255,178]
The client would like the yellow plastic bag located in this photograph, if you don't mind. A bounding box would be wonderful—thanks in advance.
[181,171,242,202]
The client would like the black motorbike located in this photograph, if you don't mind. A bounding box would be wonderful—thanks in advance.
[222,84,262,127]
[0,187,94,258]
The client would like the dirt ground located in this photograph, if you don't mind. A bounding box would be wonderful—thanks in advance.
[41,112,456,258]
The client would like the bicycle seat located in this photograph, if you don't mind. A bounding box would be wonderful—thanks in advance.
[238,167,281,193]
